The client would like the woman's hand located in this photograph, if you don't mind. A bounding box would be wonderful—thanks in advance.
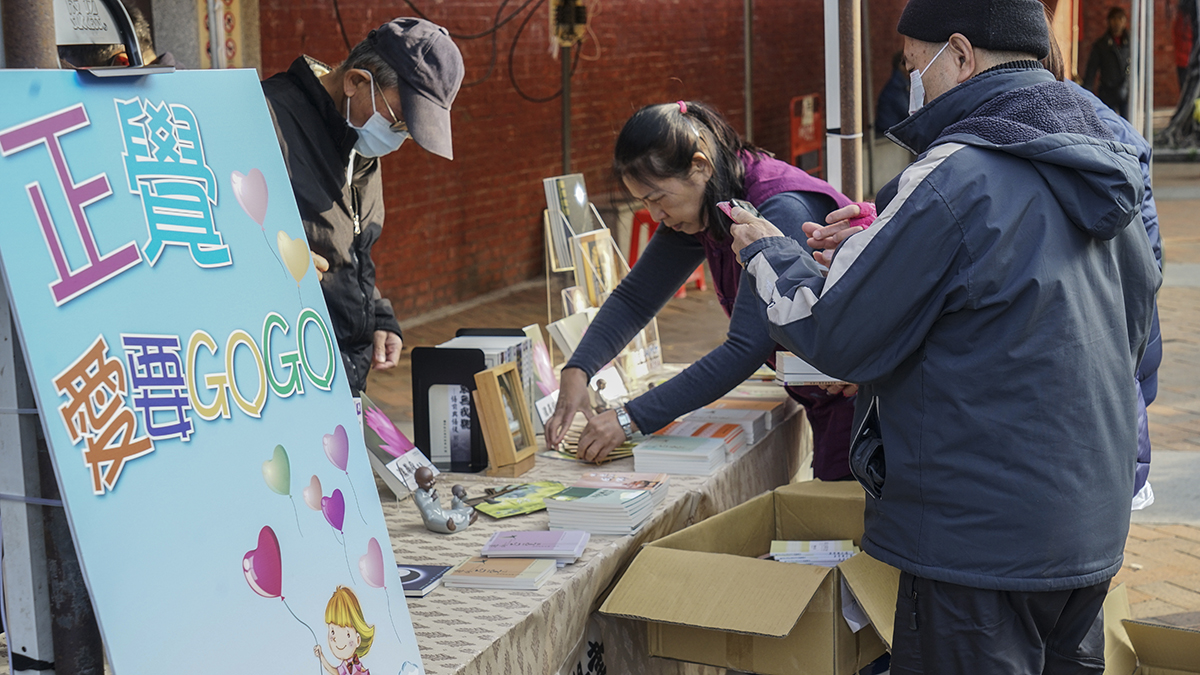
[819,382,859,397]
[544,367,592,448]
[729,205,785,265]
[574,409,630,463]
[802,202,875,266]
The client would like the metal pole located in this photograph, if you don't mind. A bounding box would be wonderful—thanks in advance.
[861,0,875,196]
[562,43,571,174]
[207,0,226,68]
[824,0,842,191]
[838,0,864,200]
[1,0,58,68]
[1130,0,1144,131]
[744,0,754,143]
[1,299,57,675]
[1144,0,1155,142]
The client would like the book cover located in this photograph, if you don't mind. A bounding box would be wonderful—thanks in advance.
[396,564,452,598]
[572,472,668,492]
[473,481,566,519]
[481,530,589,556]
[546,487,649,508]
[443,556,557,589]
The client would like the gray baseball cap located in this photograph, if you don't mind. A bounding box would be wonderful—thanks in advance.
[370,18,464,160]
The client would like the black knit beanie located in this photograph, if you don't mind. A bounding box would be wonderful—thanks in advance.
[897,0,1050,59]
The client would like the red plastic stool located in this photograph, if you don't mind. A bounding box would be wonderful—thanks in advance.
[628,209,706,298]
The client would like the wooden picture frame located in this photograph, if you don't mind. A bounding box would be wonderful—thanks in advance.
[473,362,537,477]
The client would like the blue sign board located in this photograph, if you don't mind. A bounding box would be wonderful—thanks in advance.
[0,68,423,675]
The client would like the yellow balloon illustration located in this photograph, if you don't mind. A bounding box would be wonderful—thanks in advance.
[276,231,310,283]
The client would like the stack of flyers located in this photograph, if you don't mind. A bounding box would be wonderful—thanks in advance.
[768,540,860,567]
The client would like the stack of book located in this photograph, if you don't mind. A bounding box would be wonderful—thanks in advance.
[544,487,655,535]
[683,406,769,445]
[480,530,590,567]
[633,434,728,476]
[655,420,747,459]
[572,471,669,507]
[767,540,860,567]
[442,556,557,590]
[774,351,842,386]
[436,334,535,414]
[703,397,789,431]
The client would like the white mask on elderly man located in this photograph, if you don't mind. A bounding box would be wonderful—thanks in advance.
[908,42,950,116]
[345,71,409,158]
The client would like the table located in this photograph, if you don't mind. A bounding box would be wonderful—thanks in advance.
[379,406,810,675]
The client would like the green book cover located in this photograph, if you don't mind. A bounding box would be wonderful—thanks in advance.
[473,481,566,519]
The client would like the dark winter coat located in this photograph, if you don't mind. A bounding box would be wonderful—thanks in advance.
[262,56,403,394]
[740,66,1161,591]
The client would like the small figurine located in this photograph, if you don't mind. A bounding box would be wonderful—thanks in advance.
[412,467,478,534]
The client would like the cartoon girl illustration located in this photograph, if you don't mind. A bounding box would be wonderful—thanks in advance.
[314,586,375,675]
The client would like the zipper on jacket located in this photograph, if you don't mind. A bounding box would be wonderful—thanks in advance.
[351,186,361,235]
[908,575,919,631]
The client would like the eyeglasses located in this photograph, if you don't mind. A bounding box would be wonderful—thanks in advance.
[373,82,408,134]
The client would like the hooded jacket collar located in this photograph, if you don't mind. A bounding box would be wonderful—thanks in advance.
[286,56,359,166]
[886,65,1054,155]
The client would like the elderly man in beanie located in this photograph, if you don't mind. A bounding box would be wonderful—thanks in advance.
[262,18,464,394]
[729,0,1160,671]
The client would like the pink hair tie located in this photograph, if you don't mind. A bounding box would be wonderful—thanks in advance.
[677,100,688,114]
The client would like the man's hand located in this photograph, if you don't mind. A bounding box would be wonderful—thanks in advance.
[802,203,874,267]
[574,409,629,463]
[729,205,785,265]
[311,251,329,281]
[372,330,402,370]
[544,368,592,448]
[819,382,859,397]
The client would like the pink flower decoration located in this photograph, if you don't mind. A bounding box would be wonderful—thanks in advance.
[365,405,415,458]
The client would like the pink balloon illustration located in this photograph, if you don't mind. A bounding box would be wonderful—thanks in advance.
[302,475,323,511]
[323,425,349,471]
[230,168,268,225]
[242,525,282,599]
[242,526,321,647]
[322,489,345,532]
[359,537,386,589]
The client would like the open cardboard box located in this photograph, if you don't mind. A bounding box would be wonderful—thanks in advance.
[1104,583,1200,675]
[600,481,899,675]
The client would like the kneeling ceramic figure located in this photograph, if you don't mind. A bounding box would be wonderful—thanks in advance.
[412,466,478,534]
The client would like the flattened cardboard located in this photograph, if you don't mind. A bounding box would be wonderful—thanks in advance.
[1105,584,1139,675]
[602,480,897,675]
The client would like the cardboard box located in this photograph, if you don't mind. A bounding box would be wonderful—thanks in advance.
[600,481,899,675]
[1104,583,1200,675]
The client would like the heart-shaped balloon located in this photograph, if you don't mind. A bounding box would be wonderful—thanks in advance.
[242,526,282,599]
[230,168,269,226]
[302,475,323,511]
[261,445,291,496]
[276,231,310,284]
[321,489,345,532]
[323,424,349,472]
[358,537,386,589]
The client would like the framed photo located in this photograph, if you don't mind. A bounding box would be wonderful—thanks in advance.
[543,173,594,272]
[473,362,537,477]
[571,228,627,308]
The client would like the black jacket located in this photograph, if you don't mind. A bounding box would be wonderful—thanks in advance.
[262,56,403,394]
[1084,31,1130,116]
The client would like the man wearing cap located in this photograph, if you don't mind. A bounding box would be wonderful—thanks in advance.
[262,18,464,393]
[729,0,1159,671]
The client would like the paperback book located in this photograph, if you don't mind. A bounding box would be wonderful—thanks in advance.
[768,540,860,567]
[572,471,669,506]
[481,530,590,567]
[396,564,453,598]
[633,435,727,476]
[472,481,567,519]
[544,487,655,535]
[775,351,844,386]
[704,397,789,430]
[443,556,557,590]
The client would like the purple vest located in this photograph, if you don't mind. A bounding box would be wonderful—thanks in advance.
[694,153,851,317]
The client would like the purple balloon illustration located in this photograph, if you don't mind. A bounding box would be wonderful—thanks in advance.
[321,489,345,532]
[230,168,268,225]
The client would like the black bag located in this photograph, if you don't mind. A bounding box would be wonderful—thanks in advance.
[849,396,886,499]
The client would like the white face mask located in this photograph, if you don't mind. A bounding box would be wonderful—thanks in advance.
[345,71,409,158]
[908,42,950,115]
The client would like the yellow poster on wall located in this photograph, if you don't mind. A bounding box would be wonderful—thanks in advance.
[197,0,243,68]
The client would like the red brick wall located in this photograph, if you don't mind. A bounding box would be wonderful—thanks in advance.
[1079,0,1181,107]
[259,0,883,317]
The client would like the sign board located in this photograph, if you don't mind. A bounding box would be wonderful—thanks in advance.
[55,0,127,45]
[0,69,423,675]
